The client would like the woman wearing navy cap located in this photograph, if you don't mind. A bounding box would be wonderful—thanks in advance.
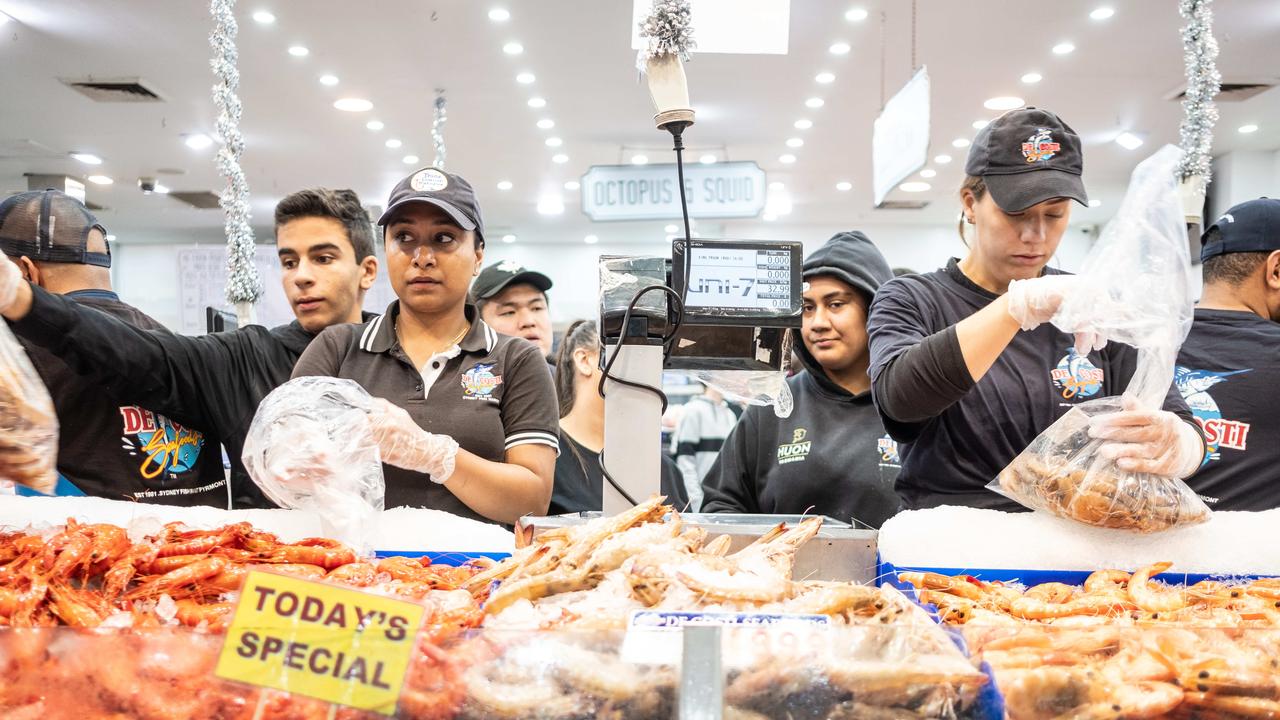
[866,107,1205,511]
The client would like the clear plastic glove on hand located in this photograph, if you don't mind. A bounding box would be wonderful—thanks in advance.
[367,398,460,483]
[1006,275,1109,354]
[1088,396,1205,479]
[0,258,21,313]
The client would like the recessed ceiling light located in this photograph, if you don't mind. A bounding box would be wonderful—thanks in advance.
[501,233,517,243]
[786,138,804,148]
[899,181,931,193]
[951,138,970,148]
[763,212,778,222]
[319,74,339,86]
[1052,41,1075,55]
[105,234,117,241]
[552,153,568,164]
[972,120,989,130]
[828,41,851,55]
[366,120,384,131]
[497,180,513,190]
[70,153,103,165]
[1239,123,1259,134]
[984,96,1023,110]
[536,118,555,129]
[1021,72,1043,84]
[631,154,649,165]
[1114,132,1144,150]
[835,181,852,191]
[402,155,419,164]
[545,137,563,148]
[779,154,797,164]
[920,168,937,178]
[503,42,524,55]
[527,97,546,108]
[1090,6,1115,20]
[934,154,953,164]
[516,72,536,84]
[252,10,275,24]
[794,119,813,130]
[333,98,373,112]
[815,72,836,84]
[664,224,678,233]
[488,8,510,21]
[537,196,564,215]
[87,175,113,185]
[583,234,599,245]
[845,7,869,22]
[184,133,213,150]
[769,181,785,191]
[805,97,825,109]
[564,180,580,190]
[288,45,309,57]
[699,154,717,164]
[385,138,402,149]
[1089,199,1103,208]
[153,183,171,194]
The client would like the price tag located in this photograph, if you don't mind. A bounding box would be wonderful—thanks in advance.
[621,610,829,665]
[214,569,426,715]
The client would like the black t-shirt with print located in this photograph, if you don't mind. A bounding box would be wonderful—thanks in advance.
[1176,308,1280,511]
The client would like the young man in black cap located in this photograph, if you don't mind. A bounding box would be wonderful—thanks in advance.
[0,188,379,507]
[0,190,228,505]
[700,232,902,528]
[1175,198,1280,510]
[471,261,554,359]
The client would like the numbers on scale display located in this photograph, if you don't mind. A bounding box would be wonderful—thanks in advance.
[686,248,795,312]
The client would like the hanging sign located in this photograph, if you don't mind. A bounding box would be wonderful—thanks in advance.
[581,161,766,221]
[872,66,932,207]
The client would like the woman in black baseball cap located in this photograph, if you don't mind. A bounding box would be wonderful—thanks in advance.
[865,107,1205,512]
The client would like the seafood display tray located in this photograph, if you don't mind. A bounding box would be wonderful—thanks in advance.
[875,558,1266,590]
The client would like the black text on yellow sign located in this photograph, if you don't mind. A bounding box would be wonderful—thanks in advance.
[214,569,426,715]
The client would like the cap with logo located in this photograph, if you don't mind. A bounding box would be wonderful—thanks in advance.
[0,189,112,267]
[472,260,553,300]
[964,106,1089,213]
[377,167,485,245]
[1201,197,1280,262]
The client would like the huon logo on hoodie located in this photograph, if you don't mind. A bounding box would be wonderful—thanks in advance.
[777,427,812,465]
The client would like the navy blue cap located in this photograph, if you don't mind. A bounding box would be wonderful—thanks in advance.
[1201,198,1280,262]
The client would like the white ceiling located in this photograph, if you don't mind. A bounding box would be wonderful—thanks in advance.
[0,0,1278,248]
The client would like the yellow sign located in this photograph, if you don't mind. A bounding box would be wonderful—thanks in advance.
[214,569,426,715]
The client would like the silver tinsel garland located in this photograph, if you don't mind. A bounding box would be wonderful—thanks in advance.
[210,0,262,307]
[1176,0,1220,180]
[432,90,447,169]
[637,0,696,67]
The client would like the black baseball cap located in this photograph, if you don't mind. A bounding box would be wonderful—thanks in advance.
[0,189,112,267]
[472,260,553,300]
[377,167,485,245]
[1201,197,1280,262]
[964,107,1089,212]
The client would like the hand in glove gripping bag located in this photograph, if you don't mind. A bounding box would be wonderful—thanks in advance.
[1089,396,1204,478]
[366,398,460,482]
[1006,275,1109,354]
[0,256,20,313]
[0,262,58,494]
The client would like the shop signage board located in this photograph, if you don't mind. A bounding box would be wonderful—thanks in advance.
[580,161,766,221]
[872,66,932,206]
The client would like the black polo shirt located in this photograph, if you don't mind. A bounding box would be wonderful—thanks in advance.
[292,302,559,521]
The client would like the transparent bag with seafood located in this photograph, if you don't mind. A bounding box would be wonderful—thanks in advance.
[242,376,385,552]
[0,320,58,494]
[988,145,1210,532]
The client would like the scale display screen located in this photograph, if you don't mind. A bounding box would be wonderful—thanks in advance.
[672,239,802,326]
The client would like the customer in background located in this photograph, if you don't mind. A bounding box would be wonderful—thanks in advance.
[473,261,554,360]
[551,319,688,514]
[671,383,736,511]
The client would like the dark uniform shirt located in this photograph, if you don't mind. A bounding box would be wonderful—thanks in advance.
[550,430,690,515]
[1175,308,1280,510]
[292,302,559,521]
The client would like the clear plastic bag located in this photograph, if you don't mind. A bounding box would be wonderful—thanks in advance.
[242,376,385,552]
[684,370,794,418]
[990,145,1209,532]
[0,321,58,494]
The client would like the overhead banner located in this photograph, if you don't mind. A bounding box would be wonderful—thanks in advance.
[630,0,790,55]
[872,66,931,207]
[581,161,766,221]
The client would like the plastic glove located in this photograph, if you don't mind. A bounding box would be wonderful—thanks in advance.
[366,398,460,483]
[1088,396,1205,478]
[1006,275,1108,354]
[0,257,20,313]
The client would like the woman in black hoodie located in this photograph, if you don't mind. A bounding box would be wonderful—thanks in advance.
[699,232,901,529]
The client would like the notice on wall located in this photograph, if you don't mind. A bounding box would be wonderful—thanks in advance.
[580,161,766,221]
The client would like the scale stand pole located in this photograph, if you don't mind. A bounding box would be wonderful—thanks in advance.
[601,337,664,515]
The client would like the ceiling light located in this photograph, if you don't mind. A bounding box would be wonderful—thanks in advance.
[153,184,171,195]
[920,168,937,179]
[87,175,113,185]
[699,154,717,164]
[252,10,275,24]
[664,224,678,233]
[564,180,580,190]
[1239,123,1259,134]
[184,133,213,150]
[488,7,510,21]
[537,196,565,215]
[402,155,419,164]
[70,153,103,165]
[972,120,989,130]
[288,45,309,57]
[984,96,1023,110]
[828,41,851,55]
[497,180,513,190]
[545,137,563,148]
[786,138,804,148]
[1114,132,1144,150]
[536,118,555,129]
[501,234,517,243]
[1089,199,1103,208]
[934,154,953,164]
[779,154,797,164]
[835,181,852,191]
[631,154,649,165]
[768,182,785,191]
[552,153,568,164]
[527,97,546,108]
[845,7,869,22]
[516,72,536,84]
[794,119,813,130]
[385,138,402,149]
[951,138,970,148]
[503,42,523,55]
[815,72,836,84]
[899,181,931,193]
[319,74,339,86]
[1021,72,1043,84]
[366,120,384,131]
[762,212,778,222]
[805,97,825,109]
[1090,6,1115,20]
[333,98,373,112]
[583,234,599,245]
[1052,41,1075,55]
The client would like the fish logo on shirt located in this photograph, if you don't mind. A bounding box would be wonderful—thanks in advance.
[1175,365,1252,464]
[118,407,207,482]
[461,363,503,401]
[877,434,901,467]
[1051,348,1104,400]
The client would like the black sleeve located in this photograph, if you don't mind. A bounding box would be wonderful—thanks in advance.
[659,455,691,511]
[698,409,761,514]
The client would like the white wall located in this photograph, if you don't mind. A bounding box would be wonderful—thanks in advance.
[1209,149,1280,218]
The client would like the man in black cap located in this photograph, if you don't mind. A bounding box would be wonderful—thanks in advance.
[1175,197,1280,510]
[471,261,554,359]
[0,189,229,505]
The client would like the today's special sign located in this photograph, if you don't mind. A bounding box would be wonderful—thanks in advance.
[580,161,767,221]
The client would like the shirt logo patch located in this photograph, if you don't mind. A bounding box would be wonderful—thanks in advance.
[118,407,207,483]
[777,426,812,465]
[877,434,901,467]
[1051,348,1104,400]
[1022,128,1061,163]
[409,169,449,192]
[461,363,503,401]
[1176,365,1252,464]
